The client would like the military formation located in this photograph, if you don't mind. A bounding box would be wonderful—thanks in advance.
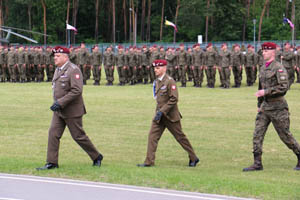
[1,42,300,89]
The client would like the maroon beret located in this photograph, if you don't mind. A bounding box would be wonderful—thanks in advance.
[142,45,147,48]
[118,45,123,49]
[247,44,252,48]
[152,44,157,48]
[52,46,70,54]
[180,43,184,47]
[206,43,212,48]
[152,59,167,67]
[261,42,276,50]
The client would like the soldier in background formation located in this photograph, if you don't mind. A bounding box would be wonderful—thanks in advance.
[1,42,300,89]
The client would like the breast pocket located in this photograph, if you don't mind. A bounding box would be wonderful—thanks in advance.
[59,77,70,89]
[266,72,277,86]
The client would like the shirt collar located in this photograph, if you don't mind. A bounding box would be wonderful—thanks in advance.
[158,73,166,81]
[58,61,69,71]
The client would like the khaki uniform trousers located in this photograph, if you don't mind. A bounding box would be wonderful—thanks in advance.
[47,112,100,164]
[144,116,197,166]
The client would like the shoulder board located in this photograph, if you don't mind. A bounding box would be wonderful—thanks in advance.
[70,63,77,69]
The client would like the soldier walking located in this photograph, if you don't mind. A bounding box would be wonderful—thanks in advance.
[243,42,300,172]
[137,59,199,168]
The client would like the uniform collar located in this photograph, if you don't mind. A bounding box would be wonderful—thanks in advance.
[58,60,69,71]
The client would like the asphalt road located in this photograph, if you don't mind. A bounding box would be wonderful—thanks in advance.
[0,173,255,200]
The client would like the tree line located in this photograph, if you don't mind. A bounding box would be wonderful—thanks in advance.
[0,0,299,45]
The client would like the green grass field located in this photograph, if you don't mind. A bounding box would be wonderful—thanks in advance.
[1,76,300,200]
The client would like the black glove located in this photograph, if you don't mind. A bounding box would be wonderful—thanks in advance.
[154,111,163,122]
[50,101,61,111]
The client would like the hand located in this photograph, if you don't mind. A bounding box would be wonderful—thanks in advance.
[50,101,61,111]
[257,107,261,113]
[154,111,163,122]
[255,90,265,97]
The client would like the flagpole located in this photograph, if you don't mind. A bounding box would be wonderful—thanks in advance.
[68,29,70,48]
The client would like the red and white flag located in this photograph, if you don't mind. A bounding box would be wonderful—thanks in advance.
[66,24,78,33]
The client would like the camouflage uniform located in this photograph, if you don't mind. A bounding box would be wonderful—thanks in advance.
[45,48,55,82]
[191,47,204,87]
[17,48,27,83]
[0,48,5,82]
[103,48,115,85]
[149,48,160,83]
[244,50,256,86]
[204,48,218,88]
[281,50,295,87]
[186,49,194,82]
[218,48,231,88]
[231,48,243,87]
[115,48,126,85]
[296,49,300,83]
[140,48,150,84]
[244,59,300,171]
[91,47,102,85]
[77,47,89,84]
[7,47,18,82]
[177,48,188,87]
[166,49,176,79]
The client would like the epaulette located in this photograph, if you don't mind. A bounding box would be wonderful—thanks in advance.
[70,63,77,69]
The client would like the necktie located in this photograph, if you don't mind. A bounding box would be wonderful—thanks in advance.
[153,80,157,99]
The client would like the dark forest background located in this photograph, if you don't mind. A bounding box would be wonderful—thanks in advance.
[0,0,299,44]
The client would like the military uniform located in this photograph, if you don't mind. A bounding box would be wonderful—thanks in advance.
[77,47,88,84]
[177,47,188,87]
[166,49,176,79]
[231,46,243,87]
[17,48,27,83]
[7,47,18,82]
[91,48,102,85]
[115,47,126,85]
[218,48,231,88]
[191,45,204,87]
[204,45,218,88]
[243,42,300,171]
[149,47,160,83]
[45,49,55,82]
[44,46,103,168]
[281,49,295,87]
[0,48,6,82]
[244,47,256,86]
[139,60,199,167]
[33,49,43,82]
[140,47,150,84]
[126,49,138,85]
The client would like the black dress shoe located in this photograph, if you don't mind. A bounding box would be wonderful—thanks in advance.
[93,154,103,167]
[137,163,152,167]
[36,163,59,170]
[189,158,199,167]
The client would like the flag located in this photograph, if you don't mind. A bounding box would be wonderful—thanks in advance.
[283,17,294,29]
[66,23,78,33]
[165,19,178,32]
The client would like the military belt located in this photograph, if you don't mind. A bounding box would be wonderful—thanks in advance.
[264,96,284,102]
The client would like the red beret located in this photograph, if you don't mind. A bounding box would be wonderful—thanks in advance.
[152,44,157,48]
[261,42,276,50]
[52,46,70,54]
[142,45,147,48]
[118,45,123,49]
[152,59,167,67]
[206,43,212,48]
[247,44,253,49]
[233,44,240,48]
[180,43,184,47]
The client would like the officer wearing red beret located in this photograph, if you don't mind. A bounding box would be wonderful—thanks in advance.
[37,46,103,170]
[137,59,199,167]
[243,42,300,171]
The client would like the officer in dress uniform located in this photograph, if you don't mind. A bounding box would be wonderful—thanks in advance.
[137,59,199,167]
[36,46,103,170]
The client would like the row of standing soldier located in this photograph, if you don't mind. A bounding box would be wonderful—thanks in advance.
[0,42,299,88]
